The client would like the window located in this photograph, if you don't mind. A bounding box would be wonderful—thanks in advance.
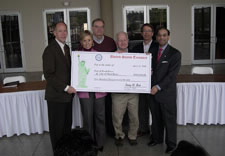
[43,8,90,50]
[192,5,225,64]
[0,12,25,73]
[123,5,169,40]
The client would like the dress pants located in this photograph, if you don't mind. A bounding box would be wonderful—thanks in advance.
[79,93,106,147]
[105,93,115,137]
[149,95,177,148]
[47,101,72,151]
[112,93,139,140]
[138,94,150,133]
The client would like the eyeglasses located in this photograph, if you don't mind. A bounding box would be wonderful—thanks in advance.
[142,30,153,33]
[142,30,153,32]
[157,34,168,37]
[93,25,104,29]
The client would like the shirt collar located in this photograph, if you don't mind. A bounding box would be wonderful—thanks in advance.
[55,39,65,48]
[55,39,65,54]
[93,35,104,44]
[143,40,152,46]
[159,43,168,53]
[143,40,152,52]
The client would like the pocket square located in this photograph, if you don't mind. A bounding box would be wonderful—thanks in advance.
[162,61,168,63]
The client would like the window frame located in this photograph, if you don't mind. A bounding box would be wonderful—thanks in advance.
[0,11,26,73]
[123,5,170,40]
[43,8,91,49]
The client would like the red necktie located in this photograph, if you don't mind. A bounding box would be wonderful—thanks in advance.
[157,48,163,62]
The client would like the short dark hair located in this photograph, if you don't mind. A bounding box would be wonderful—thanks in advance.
[171,140,209,156]
[92,18,105,27]
[141,23,154,32]
[156,26,170,36]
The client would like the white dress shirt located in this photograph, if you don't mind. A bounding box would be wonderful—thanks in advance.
[143,40,153,53]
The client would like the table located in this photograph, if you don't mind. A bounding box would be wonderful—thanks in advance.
[1,80,225,137]
[0,81,82,137]
[177,82,225,125]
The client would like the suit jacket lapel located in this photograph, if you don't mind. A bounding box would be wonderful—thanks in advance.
[141,44,144,53]
[64,45,71,67]
[54,40,70,68]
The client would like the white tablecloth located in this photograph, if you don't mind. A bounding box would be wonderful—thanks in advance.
[1,82,225,137]
[177,82,225,125]
[0,90,82,137]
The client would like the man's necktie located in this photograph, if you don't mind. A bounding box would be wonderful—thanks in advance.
[157,48,163,62]
[64,45,70,64]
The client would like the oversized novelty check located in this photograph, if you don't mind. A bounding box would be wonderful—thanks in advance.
[71,51,151,93]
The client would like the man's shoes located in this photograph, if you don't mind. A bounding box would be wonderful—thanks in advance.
[147,140,158,146]
[115,138,124,146]
[165,146,175,154]
[128,138,138,146]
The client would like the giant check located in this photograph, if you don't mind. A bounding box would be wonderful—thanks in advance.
[71,51,151,93]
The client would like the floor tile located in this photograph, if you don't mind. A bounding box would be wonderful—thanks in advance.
[187,124,225,156]
[1,125,225,156]
[0,135,24,156]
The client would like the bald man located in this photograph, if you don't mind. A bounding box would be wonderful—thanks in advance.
[111,32,139,146]
[42,22,76,153]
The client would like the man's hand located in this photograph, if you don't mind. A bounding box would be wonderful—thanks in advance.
[151,85,159,95]
[67,86,77,94]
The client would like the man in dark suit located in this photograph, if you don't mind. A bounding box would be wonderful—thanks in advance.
[131,23,158,136]
[132,23,158,53]
[42,22,76,153]
[147,27,181,154]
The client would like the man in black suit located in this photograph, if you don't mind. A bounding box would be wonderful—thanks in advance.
[132,23,158,53]
[131,23,158,136]
[147,27,181,154]
[42,22,76,153]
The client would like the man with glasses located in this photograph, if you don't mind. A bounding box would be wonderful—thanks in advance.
[131,23,158,137]
[91,18,117,52]
[91,18,117,137]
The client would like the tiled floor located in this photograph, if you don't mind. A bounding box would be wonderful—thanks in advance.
[0,125,225,156]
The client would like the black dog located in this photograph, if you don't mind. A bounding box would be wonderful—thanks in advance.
[171,140,209,156]
[54,129,98,156]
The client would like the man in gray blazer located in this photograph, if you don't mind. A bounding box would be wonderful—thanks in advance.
[147,27,181,154]
[42,22,76,153]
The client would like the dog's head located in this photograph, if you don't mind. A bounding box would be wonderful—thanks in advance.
[54,129,98,156]
[171,140,209,156]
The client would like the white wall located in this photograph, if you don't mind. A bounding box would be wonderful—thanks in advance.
[1,0,225,71]
[113,0,225,65]
[0,0,100,72]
